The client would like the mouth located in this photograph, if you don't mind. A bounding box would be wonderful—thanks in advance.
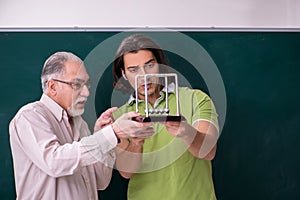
[140,83,153,90]
[76,100,86,107]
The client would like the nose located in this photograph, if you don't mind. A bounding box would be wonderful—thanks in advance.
[138,66,146,75]
[80,85,90,97]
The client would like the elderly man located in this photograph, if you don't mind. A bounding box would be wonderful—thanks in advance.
[9,51,154,200]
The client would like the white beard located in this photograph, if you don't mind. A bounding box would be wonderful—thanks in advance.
[67,97,87,117]
[67,107,84,117]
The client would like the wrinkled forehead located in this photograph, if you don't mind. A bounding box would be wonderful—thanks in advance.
[63,61,89,80]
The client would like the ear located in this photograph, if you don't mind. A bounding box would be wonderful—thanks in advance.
[46,79,58,96]
[121,70,128,80]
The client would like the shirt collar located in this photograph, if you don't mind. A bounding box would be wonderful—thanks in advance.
[40,93,66,122]
[127,82,176,105]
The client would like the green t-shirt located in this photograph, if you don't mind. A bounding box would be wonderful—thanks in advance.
[113,87,219,200]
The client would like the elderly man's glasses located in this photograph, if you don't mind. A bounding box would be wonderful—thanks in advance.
[52,79,90,90]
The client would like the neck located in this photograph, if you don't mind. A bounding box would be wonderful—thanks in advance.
[138,90,160,106]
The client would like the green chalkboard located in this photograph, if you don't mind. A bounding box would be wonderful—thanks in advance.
[1,31,299,200]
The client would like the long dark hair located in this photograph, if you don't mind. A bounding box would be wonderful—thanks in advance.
[112,34,170,93]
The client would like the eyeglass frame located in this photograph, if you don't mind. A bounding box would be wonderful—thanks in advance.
[51,78,91,91]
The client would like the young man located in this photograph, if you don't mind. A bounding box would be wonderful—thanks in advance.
[112,34,219,200]
[9,51,154,200]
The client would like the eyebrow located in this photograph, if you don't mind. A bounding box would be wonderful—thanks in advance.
[127,58,156,68]
[71,78,90,82]
[145,58,156,64]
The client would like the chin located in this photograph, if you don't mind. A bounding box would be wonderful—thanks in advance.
[67,108,84,117]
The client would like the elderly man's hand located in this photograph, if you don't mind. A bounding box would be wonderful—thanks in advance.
[112,112,154,139]
[94,107,118,132]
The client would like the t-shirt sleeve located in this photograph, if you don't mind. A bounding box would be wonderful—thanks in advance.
[191,90,219,132]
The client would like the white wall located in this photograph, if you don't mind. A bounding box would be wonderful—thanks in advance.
[0,0,299,28]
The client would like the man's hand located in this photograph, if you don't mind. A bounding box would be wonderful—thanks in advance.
[112,112,154,139]
[94,107,118,132]
[164,120,195,138]
[164,120,185,137]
